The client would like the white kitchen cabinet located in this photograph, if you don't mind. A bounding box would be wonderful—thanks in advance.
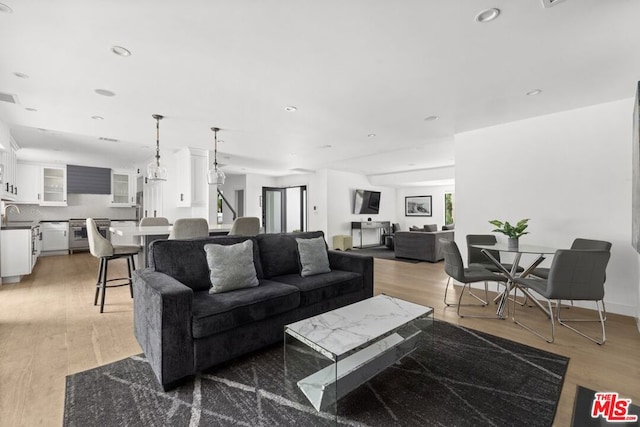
[16,162,42,203]
[40,221,69,252]
[174,148,207,207]
[0,139,19,201]
[143,178,163,218]
[111,170,135,207]
[1,229,32,282]
[41,166,67,206]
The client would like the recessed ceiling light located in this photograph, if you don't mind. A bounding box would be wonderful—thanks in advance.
[319,144,332,149]
[284,105,297,112]
[37,128,47,132]
[99,136,119,142]
[13,72,29,79]
[368,133,376,138]
[424,115,439,122]
[25,107,37,112]
[91,115,104,120]
[526,89,542,96]
[111,45,132,57]
[475,8,500,23]
[0,3,13,13]
[94,88,116,97]
[408,163,416,166]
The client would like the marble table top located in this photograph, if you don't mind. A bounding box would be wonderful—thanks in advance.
[285,294,433,359]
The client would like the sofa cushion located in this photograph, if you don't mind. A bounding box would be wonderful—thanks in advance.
[191,279,300,339]
[149,236,263,292]
[297,236,331,277]
[205,240,259,294]
[423,224,438,232]
[273,270,363,307]
[256,231,325,279]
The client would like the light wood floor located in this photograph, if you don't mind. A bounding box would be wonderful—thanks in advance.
[0,253,638,427]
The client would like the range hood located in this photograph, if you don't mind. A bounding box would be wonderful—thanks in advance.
[67,165,111,194]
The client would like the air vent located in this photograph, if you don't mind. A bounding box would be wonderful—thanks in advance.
[541,0,567,8]
[290,168,315,174]
[0,92,18,104]
[99,136,119,143]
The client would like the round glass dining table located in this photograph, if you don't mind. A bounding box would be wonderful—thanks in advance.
[469,243,557,317]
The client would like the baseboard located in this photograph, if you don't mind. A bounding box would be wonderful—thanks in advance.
[465,282,637,318]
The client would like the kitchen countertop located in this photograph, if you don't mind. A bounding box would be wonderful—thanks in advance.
[2,221,40,230]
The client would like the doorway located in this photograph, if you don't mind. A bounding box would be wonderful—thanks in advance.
[262,186,307,233]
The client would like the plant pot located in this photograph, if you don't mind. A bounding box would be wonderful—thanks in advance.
[507,237,519,250]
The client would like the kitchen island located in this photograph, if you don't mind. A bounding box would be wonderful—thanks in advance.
[109,223,233,267]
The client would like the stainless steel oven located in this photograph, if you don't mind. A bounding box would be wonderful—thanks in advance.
[69,218,110,253]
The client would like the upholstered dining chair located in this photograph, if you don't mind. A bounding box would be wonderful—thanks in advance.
[440,238,508,318]
[87,218,140,313]
[228,217,260,236]
[139,216,169,226]
[532,238,612,279]
[512,248,611,344]
[169,218,209,239]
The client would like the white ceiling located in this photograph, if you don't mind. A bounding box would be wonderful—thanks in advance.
[1,0,639,180]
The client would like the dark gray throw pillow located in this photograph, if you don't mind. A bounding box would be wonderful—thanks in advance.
[296,236,331,277]
[423,224,438,232]
[204,240,259,294]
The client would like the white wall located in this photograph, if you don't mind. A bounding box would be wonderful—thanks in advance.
[326,170,396,248]
[456,98,639,317]
[396,185,455,231]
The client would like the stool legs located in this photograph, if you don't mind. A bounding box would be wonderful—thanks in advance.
[127,255,135,298]
[94,259,104,306]
[94,255,136,313]
[100,259,109,313]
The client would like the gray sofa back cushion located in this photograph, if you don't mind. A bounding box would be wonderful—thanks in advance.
[149,236,263,292]
[256,231,325,279]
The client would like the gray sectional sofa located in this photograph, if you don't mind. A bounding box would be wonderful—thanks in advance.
[132,231,374,390]
[394,230,455,262]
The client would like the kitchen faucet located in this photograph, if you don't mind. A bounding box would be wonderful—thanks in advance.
[1,203,20,226]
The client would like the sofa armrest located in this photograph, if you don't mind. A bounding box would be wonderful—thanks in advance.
[327,250,374,298]
[133,268,195,390]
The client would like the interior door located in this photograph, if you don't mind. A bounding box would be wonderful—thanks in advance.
[262,186,308,234]
[262,187,285,233]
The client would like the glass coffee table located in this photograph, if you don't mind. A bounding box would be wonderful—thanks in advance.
[284,294,433,417]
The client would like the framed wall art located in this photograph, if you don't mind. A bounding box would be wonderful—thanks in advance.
[405,195,432,217]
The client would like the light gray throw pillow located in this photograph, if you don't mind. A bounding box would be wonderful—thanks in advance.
[204,240,259,294]
[296,236,331,277]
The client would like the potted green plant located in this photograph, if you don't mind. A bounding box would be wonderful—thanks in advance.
[489,218,530,249]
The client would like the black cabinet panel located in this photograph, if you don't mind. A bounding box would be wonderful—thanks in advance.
[67,165,111,194]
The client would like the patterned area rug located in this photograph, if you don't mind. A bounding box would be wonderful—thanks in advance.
[64,321,568,426]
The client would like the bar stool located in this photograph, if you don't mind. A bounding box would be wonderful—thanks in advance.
[168,218,209,239]
[87,218,141,313]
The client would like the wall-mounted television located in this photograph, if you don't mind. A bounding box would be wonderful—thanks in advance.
[353,189,381,214]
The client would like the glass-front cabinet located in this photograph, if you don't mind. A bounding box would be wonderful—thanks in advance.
[41,166,67,206]
[111,170,135,207]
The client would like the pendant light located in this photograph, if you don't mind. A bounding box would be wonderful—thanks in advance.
[207,127,226,186]
[147,114,167,182]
